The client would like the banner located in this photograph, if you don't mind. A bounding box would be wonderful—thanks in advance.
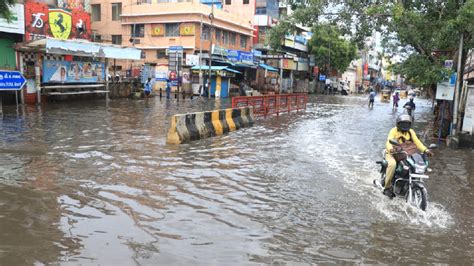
[25,2,91,41]
[179,23,195,36]
[57,0,91,12]
[43,60,105,83]
[151,24,164,36]
[0,4,25,34]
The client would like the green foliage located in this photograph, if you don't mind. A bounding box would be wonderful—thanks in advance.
[269,0,474,87]
[0,0,15,22]
[308,24,357,74]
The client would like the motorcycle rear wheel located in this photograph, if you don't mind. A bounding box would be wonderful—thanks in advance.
[406,186,428,211]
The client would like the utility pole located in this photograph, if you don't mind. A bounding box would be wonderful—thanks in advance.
[452,33,464,136]
[208,4,214,99]
[199,14,203,92]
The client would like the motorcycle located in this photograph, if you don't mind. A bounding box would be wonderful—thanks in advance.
[373,140,437,211]
[404,105,415,121]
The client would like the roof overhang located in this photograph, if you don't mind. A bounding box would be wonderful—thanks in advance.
[21,39,142,60]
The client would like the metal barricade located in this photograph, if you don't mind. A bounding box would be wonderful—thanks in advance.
[232,93,308,117]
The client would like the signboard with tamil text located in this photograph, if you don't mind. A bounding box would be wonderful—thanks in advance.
[0,71,26,91]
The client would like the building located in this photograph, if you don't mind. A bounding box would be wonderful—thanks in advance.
[89,0,254,97]
[0,3,25,104]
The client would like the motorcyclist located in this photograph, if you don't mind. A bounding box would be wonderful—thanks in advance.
[403,97,416,115]
[383,114,433,198]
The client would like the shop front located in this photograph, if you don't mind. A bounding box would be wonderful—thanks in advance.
[191,66,240,98]
[16,39,141,104]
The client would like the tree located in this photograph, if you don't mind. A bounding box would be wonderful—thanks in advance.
[308,24,357,74]
[0,0,15,22]
[269,0,474,88]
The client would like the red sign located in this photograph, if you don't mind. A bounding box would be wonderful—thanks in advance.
[24,2,91,42]
[363,63,368,76]
[169,71,177,80]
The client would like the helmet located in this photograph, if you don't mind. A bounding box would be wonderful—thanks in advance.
[397,114,412,132]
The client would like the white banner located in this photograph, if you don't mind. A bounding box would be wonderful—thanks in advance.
[0,4,25,34]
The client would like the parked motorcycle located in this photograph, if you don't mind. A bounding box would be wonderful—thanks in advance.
[373,139,437,211]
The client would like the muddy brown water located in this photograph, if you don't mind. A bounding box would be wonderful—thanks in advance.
[0,95,472,265]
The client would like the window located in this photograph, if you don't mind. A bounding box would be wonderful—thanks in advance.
[156,50,166,59]
[91,4,101,22]
[111,3,122,21]
[112,35,122,45]
[202,25,210,40]
[243,0,249,3]
[215,29,221,43]
[225,0,231,4]
[165,23,180,37]
[222,31,229,44]
[230,32,236,45]
[93,34,101,42]
[256,7,266,14]
[240,35,248,48]
[131,24,145,38]
[141,51,146,59]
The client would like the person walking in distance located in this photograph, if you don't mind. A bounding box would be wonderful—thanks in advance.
[166,80,171,99]
[144,78,153,102]
[392,91,400,109]
[368,89,376,109]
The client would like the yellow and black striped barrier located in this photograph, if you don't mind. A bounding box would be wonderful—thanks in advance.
[167,107,254,144]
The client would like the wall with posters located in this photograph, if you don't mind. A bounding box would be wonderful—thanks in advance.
[25,1,91,41]
[42,60,104,83]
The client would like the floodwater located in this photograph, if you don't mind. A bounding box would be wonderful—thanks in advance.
[0,95,472,265]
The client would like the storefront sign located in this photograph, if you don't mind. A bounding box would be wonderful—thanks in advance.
[155,64,169,81]
[436,73,456,101]
[25,2,91,41]
[239,52,253,65]
[57,0,91,12]
[296,58,309,71]
[151,24,164,36]
[319,74,326,81]
[0,70,26,91]
[227,50,240,62]
[0,4,25,34]
[282,59,296,70]
[179,23,195,36]
[185,54,199,66]
[212,45,228,56]
[42,60,105,83]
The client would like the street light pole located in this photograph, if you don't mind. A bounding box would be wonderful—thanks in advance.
[208,4,214,99]
[452,33,464,136]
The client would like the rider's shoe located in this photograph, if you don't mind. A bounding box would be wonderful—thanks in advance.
[383,188,395,199]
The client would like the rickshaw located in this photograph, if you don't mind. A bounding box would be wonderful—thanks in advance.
[381,89,391,102]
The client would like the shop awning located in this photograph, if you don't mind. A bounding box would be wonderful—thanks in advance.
[191,65,242,74]
[25,39,141,60]
[259,63,278,72]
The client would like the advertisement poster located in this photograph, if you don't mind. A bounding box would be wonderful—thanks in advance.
[57,0,91,12]
[43,60,105,83]
[179,24,195,36]
[151,24,164,36]
[25,2,91,41]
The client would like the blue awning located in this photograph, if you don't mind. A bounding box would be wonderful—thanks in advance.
[259,63,278,72]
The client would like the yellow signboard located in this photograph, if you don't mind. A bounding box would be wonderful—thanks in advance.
[151,24,164,36]
[180,24,195,36]
[49,9,72,40]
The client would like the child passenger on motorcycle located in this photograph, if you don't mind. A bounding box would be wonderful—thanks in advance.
[383,114,433,198]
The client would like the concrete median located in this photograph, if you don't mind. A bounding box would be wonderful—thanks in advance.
[167,107,254,144]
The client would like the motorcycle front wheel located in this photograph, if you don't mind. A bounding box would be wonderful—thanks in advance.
[406,186,428,211]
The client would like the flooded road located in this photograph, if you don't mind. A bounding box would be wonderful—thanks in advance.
[0,95,473,264]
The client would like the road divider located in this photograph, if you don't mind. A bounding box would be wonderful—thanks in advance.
[167,107,254,144]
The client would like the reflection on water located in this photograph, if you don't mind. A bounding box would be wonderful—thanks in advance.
[0,96,472,264]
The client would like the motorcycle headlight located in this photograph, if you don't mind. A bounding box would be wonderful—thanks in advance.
[414,164,427,174]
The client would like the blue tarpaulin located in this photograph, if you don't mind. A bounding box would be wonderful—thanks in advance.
[259,63,278,72]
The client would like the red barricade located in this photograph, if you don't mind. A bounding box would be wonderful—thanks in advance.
[232,93,308,117]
